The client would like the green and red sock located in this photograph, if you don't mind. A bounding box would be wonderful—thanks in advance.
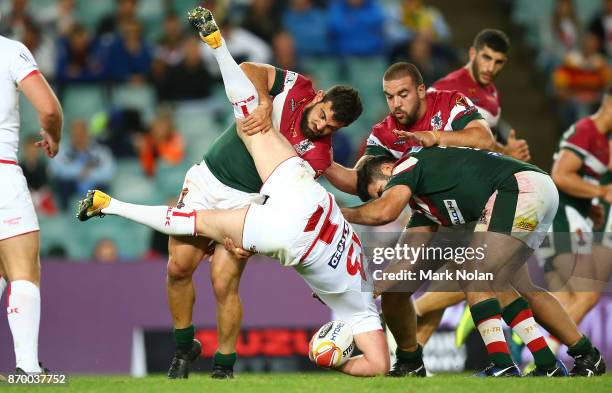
[502,297,557,370]
[470,298,514,368]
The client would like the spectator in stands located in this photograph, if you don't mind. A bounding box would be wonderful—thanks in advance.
[553,32,609,128]
[100,19,152,84]
[271,31,302,73]
[241,0,283,43]
[539,0,581,70]
[103,109,145,158]
[328,0,386,57]
[588,0,612,57]
[400,0,450,42]
[22,20,55,79]
[56,24,105,85]
[93,238,119,263]
[138,111,184,176]
[200,17,272,74]
[38,0,77,37]
[49,120,115,210]
[152,12,186,81]
[97,0,139,37]
[390,33,448,85]
[155,36,213,102]
[283,0,332,58]
[21,136,57,215]
[0,0,35,39]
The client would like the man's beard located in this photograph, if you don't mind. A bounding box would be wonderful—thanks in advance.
[300,106,323,140]
[471,60,492,87]
[394,98,421,128]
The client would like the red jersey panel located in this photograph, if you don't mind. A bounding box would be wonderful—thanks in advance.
[364,89,483,158]
[431,67,501,128]
[272,69,332,177]
[558,117,610,179]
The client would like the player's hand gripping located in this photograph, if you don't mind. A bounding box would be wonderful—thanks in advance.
[504,129,530,161]
[223,237,254,259]
[35,129,59,158]
[393,129,440,147]
[242,96,273,136]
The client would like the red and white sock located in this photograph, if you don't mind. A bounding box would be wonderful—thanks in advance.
[471,299,514,367]
[102,199,197,236]
[7,280,42,373]
[209,38,259,119]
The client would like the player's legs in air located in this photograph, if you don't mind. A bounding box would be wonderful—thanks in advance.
[77,7,388,376]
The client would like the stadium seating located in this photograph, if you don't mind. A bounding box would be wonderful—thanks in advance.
[111,85,156,123]
[110,159,158,204]
[62,85,108,126]
[75,0,115,31]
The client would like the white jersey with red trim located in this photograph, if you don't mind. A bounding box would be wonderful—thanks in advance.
[0,35,39,162]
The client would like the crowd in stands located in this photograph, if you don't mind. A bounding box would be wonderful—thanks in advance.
[5,0,609,260]
[514,0,610,130]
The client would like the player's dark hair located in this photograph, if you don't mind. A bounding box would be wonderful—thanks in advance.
[356,155,396,202]
[323,85,363,127]
[473,29,510,53]
[383,62,424,86]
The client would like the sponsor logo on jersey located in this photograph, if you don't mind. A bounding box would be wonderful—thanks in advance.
[294,139,315,155]
[328,222,350,269]
[393,139,407,146]
[431,111,443,130]
[443,200,465,225]
[284,71,298,86]
[514,216,538,232]
[290,98,296,112]
[3,216,22,226]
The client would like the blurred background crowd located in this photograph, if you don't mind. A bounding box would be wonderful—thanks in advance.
[3,0,610,261]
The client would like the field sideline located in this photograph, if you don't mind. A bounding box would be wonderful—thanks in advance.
[4,373,612,393]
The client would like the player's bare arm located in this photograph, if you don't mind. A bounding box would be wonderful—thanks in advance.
[324,155,372,195]
[19,73,63,157]
[394,119,495,150]
[239,62,276,135]
[341,185,412,226]
[552,149,612,202]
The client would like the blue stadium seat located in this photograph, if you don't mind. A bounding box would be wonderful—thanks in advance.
[111,85,156,123]
[62,85,108,125]
[73,215,150,260]
[302,57,341,89]
[75,0,115,31]
[110,159,158,204]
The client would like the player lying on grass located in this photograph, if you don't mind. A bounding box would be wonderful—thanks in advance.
[76,7,390,378]
[342,147,580,377]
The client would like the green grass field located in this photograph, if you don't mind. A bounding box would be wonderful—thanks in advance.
[5,373,612,393]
